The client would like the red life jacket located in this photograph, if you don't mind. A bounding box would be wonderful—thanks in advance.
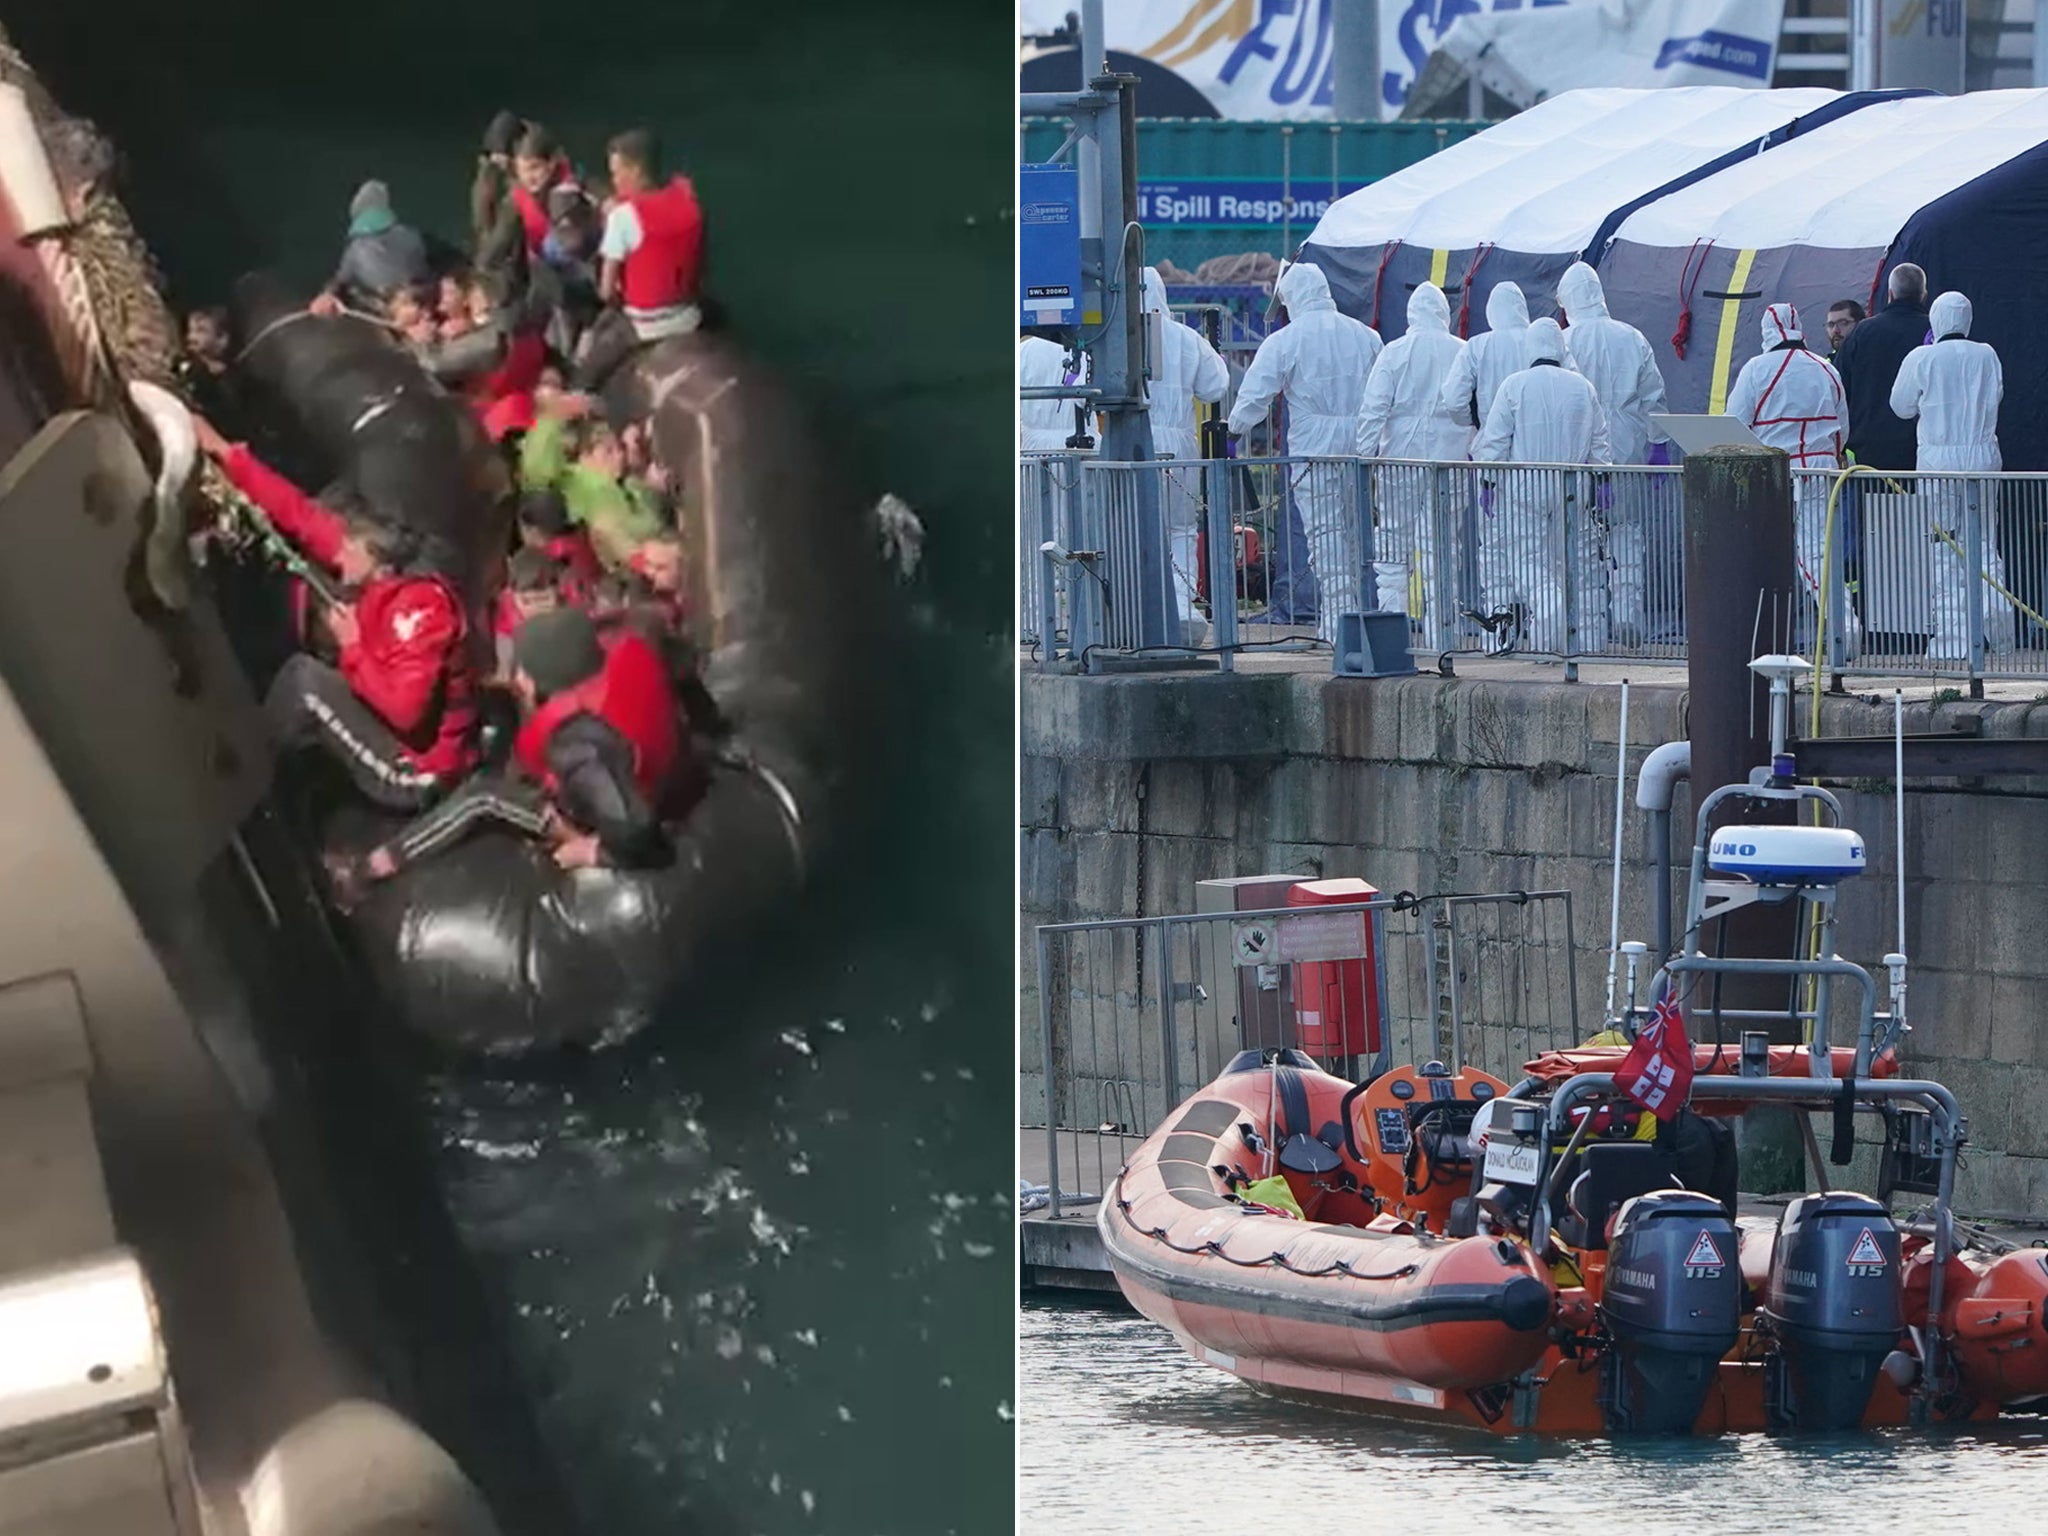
[619,177,704,312]
[347,573,478,778]
[510,158,573,254]
[479,390,536,443]
[473,328,547,406]
[513,632,678,800]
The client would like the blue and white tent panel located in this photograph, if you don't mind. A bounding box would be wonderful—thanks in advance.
[1597,88,2048,458]
[1296,87,1839,341]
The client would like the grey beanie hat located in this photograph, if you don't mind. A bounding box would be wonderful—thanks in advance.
[349,179,392,221]
[513,607,606,697]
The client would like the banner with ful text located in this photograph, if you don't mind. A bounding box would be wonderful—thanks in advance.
[1019,0,1787,121]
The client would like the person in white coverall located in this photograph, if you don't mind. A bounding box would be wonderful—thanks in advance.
[1355,282,1471,643]
[1139,267,1230,635]
[1556,262,1669,650]
[1889,291,2015,661]
[1440,281,1537,431]
[1227,260,1383,641]
[1472,317,1612,656]
[1020,332,1087,453]
[1725,302,1852,651]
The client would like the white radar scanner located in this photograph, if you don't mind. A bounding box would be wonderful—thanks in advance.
[1707,825,1866,885]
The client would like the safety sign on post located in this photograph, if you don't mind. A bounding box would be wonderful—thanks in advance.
[1019,163,1081,328]
[1231,920,1276,968]
[1230,911,1370,967]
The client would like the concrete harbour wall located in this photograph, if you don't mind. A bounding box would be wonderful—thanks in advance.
[1021,669,2048,1218]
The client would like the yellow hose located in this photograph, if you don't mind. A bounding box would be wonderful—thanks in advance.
[1797,465,1863,1035]
[1795,465,2048,1033]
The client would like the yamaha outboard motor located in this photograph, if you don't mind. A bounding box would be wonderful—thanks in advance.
[1599,1190,1742,1434]
[1761,1192,1902,1430]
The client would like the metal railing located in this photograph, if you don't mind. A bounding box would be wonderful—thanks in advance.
[1023,890,1582,1220]
[1025,453,2048,684]
[1792,467,2048,683]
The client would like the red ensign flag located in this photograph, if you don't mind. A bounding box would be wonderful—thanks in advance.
[1619,995,1694,1122]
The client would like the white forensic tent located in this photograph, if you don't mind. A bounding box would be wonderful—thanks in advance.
[1594,88,2048,467]
[1298,87,1844,343]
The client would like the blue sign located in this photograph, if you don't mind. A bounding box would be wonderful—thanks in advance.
[1020,163,1082,327]
[1139,178,1370,230]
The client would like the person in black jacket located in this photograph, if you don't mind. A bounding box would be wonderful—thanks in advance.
[1832,263,1930,472]
[1828,266,1933,648]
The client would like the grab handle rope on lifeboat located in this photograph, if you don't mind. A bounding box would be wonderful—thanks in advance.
[1114,1189,1420,1279]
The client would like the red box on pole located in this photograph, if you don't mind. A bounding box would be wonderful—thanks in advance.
[1287,877,1382,1065]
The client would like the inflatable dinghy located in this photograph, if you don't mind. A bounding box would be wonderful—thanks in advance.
[230,276,875,1053]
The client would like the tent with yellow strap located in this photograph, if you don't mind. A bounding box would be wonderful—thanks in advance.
[1593,88,2048,468]
[1294,87,1864,345]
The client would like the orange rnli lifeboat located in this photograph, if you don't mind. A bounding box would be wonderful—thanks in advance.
[1103,1048,2048,1434]
[1100,1050,1560,1418]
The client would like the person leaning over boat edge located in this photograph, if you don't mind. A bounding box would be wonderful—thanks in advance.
[310,180,432,316]
[190,412,479,812]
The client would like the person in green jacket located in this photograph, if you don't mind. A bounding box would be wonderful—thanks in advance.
[518,397,669,567]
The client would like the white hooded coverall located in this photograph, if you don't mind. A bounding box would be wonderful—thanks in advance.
[1440,281,1536,431]
[1890,290,2014,660]
[1140,266,1230,625]
[1556,262,1668,645]
[1472,317,1613,656]
[1355,282,1472,635]
[1725,303,1850,646]
[1227,260,1384,641]
[1020,335,1084,453]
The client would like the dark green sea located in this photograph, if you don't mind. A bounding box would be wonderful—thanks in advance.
[8,3,1015,1531]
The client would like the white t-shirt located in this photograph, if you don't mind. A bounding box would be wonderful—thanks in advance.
[599,201,643,263]
[599,201,699,338]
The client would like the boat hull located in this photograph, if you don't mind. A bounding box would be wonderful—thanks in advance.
[1109,1058,2048,1434]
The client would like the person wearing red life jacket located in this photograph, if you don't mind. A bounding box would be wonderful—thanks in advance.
[191,415,478,810]
[573,127,705,389]
[510,125,576,259]
[333,608,683,899]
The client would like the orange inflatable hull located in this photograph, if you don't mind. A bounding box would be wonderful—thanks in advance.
[1104,1057,2048,1433]
[1100,1062,1556,1413]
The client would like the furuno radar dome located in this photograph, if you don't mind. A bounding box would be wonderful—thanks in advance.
[1708,825,1866,885]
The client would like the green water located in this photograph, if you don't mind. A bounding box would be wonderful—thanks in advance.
[10,3,1015,1531]
[1023,1299,2048,1534]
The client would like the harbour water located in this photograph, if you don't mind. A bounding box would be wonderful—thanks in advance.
[1022,1299,2048,1534]
[11,2,1015,1531]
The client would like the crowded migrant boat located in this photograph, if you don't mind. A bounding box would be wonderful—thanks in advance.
[45,102,868,1053]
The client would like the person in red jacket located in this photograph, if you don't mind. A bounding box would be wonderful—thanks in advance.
[332,607,681,899]
[572,127,705,388]
[193,415,478,810]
